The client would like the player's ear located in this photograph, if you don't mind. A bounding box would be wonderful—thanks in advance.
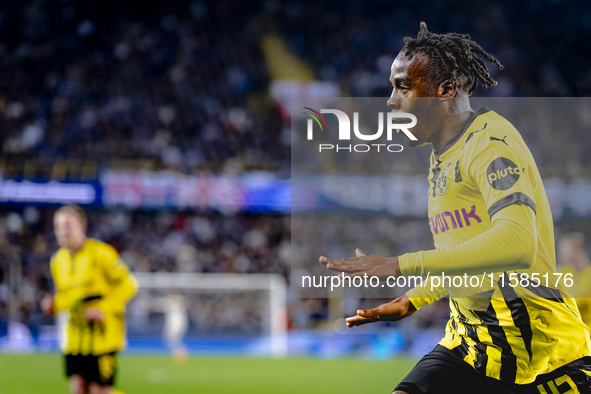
[438,79,456,98]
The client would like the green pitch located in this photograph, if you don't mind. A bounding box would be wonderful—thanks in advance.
[0,353,417,393]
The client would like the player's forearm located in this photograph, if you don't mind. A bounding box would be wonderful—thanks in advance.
[399,204,537,277]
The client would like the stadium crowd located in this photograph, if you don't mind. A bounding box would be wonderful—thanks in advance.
[1,0,591,179]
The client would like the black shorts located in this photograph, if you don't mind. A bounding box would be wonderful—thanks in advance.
[394,345,591,394]
[65,352,118,386]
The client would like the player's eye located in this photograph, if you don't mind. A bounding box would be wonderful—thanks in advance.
[396,82,410,92]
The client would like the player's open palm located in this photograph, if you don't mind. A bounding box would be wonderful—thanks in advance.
[346,295,416,327]
[320,249,400,277]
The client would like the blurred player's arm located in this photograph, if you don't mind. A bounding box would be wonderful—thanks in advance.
[95,245,138,314]
[399,203,537,277]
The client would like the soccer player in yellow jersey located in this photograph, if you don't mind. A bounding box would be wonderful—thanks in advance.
[41,205,137,394]
[321,23,591,394]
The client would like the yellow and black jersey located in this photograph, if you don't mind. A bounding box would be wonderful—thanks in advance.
[561,264,591,329]
[50,238,138,356]
[401,107,591,384]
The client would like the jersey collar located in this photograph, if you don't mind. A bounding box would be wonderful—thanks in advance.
[433,106,490,160]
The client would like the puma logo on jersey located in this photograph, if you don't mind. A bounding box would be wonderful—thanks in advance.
[490,135,508,145]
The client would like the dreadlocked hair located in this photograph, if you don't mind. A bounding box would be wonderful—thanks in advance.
[402,22,503,95]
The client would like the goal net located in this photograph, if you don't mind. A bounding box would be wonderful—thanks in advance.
[128,272,288,357]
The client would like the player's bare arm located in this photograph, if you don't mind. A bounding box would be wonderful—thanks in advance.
[320,248,401,277]
[346,295,416,327]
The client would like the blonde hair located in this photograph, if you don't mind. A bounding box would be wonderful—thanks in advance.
[54,204,88,228]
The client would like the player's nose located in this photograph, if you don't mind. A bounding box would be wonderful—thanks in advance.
[387,96,401,111]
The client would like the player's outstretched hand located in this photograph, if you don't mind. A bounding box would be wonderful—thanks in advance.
[84,306,105,322]
[346,295,416,327]
[319,248,400,278]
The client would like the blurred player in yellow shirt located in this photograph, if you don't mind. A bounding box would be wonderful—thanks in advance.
[41,205,137,394]
[558,232,591,329]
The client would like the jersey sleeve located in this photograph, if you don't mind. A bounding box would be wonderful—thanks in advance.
[405,277,449,310]
[96,243,138,314]
[464,127,537,220]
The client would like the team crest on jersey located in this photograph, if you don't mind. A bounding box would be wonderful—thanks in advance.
[435,166,449,196]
